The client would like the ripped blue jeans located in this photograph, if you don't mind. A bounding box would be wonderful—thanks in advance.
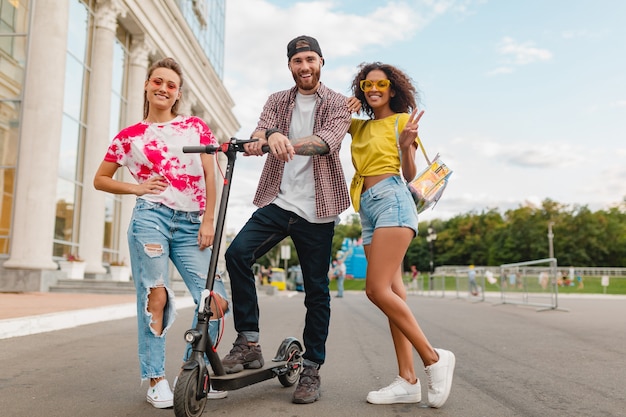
[128,199,229,380]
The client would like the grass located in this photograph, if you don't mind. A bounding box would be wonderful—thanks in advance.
[328,275,626,295]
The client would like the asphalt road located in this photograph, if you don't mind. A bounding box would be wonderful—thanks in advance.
[1,291,625,417]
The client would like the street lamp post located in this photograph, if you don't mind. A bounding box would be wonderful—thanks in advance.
[548,221,555,259]
[426,226,437,290]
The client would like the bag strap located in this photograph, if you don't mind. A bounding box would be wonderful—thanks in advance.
[395,115,431,165]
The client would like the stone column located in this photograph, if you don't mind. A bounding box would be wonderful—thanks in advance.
[79,0,125,275]
[127,37,153,123]
[179,89,197,117]
[3,0,70,271]
[116,36,154,266]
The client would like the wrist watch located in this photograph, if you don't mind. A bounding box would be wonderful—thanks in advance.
[265,128,281,140]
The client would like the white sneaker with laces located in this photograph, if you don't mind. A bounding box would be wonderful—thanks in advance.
[173,376,228,399]
[366,375,421,404]
[425,348,456,408]
[147,379,173,409]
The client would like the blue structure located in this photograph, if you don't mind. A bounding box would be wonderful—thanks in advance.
[342,238,367,279]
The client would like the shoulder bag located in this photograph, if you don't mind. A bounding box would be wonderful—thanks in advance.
[395,116,453,214]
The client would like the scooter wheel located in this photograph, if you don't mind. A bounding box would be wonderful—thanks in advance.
[278,342,303,387]
[173,368,207,417]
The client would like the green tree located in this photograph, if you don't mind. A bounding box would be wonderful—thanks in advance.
[329,197,626,271]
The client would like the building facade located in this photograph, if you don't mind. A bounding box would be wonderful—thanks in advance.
[0,0,239,291]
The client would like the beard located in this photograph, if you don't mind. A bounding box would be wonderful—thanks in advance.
[291,65,321,92]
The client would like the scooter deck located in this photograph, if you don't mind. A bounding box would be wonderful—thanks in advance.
[210,360,289,391]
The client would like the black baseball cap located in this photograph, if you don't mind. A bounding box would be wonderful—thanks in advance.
[287,35,323,60]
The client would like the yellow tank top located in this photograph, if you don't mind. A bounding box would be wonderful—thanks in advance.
[349,113,413,211]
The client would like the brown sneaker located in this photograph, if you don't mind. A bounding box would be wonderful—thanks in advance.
[292,365,320,404]
[222,334,264,374]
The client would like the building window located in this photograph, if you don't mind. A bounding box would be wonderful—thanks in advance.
[101,28,130,264]
[175,0,225,78]
[0,0,29,255]
[54,0,94,258]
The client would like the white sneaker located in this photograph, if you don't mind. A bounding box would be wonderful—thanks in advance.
[366,376,421,404]
[147,379,173,409]
[425,348,455,408]
[173,376,228,400]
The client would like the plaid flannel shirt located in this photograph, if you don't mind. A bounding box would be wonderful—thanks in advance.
[252,83,351,218]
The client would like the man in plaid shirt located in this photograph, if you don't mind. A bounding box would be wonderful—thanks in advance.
[223,35,353,404]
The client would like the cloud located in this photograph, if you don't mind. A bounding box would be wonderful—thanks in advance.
[496,36,553,65]
[451,136,585,169]
[486,37,552,76]
[505,147,579,168]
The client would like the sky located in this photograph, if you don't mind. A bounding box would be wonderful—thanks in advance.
[220,0,626,234]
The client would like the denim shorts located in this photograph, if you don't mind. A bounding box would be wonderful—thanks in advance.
[359,175,418,245]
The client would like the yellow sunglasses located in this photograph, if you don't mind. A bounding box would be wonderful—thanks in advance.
[359,79,391,92]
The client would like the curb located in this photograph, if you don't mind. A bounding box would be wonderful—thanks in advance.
[0,296,196,340]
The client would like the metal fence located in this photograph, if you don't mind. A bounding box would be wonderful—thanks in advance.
[436,265,626,278]
[406,273,446,298]
[494,258,567,312]
[452,267,487,303]
[407,261,625,311]
[408,258,568,311]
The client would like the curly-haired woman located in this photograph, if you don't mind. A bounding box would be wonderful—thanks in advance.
[348,62,455,408]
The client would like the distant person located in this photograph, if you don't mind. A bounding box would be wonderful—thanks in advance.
[468,265,479,296]
[260,265,271,285]
[335,257,346,298]
[500,269,508,289]
[291,264,304,292]
[93,57,229,408]
[347,62,455,408]
[221,35,358,404]
[408,265,419,292]
[328,259,338,280]
[539,271,549,290]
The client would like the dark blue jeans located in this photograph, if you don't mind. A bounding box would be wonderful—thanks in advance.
[225,204,335,366]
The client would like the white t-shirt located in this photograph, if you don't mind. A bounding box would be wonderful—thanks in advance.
[273,93,335,223]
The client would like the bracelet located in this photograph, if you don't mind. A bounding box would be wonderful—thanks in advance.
[265,128,281,140]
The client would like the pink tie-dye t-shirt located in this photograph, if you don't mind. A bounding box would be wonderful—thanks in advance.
[104,115,217,212]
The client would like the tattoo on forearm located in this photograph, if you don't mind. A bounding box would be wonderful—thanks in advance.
[292,135,329,155]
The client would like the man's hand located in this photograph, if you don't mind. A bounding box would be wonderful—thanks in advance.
[268,132,295,162]
[244,133,268,156]
[346,96,361,113]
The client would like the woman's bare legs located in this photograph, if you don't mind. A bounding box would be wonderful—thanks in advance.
[388,268,417,383]
[364,227,438,371]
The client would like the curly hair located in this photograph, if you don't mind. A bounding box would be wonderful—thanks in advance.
[350,62,419,119]
[143,57,184,120]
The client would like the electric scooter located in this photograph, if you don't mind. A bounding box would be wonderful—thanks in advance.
[174,138,303,417]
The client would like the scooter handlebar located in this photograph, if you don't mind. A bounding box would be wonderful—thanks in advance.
[183,138,269,154]
[182,145,218,153]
